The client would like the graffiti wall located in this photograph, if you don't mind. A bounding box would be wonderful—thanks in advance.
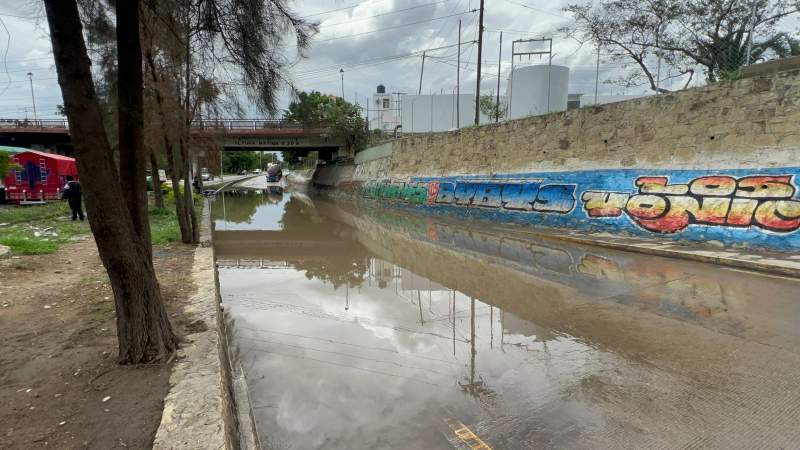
[359,168,800,251]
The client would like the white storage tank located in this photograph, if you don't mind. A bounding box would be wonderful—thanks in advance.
[506,65,569,119]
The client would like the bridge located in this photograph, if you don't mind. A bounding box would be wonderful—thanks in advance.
[0,118,347,157]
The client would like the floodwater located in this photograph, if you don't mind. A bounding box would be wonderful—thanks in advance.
[213,187,800,450]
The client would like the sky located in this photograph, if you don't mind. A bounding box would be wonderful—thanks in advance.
[0,0,796,120]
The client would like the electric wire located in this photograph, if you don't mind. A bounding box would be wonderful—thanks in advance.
[321,0,454,28]
[0,16,11,97]
[315,10,477,43]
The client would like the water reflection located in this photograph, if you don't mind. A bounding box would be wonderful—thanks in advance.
[214,187,286,230]
[215,189,800,450]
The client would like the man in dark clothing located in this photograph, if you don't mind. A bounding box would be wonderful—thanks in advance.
[62,176,84,221]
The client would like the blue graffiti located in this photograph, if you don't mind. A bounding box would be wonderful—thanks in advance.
[437,179,575,214]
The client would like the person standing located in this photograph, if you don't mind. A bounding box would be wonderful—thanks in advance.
[62,175,84,221]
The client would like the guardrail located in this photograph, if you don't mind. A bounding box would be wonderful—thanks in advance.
[190,119,324,130]
[0,118,69,129]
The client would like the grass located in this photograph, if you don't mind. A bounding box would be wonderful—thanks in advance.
[0,207,89,255]
[0,201,72,224]
[150,205,181,244]
[0,197,204,255]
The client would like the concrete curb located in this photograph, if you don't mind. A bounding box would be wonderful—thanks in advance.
[153,202,239,449]
[519,230,800,279]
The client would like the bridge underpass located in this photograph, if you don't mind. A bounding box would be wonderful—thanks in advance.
[0,118,348,161]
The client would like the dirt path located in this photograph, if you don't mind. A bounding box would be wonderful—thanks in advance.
[0,238,196,449]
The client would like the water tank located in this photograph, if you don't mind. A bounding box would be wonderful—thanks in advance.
[506,65,569,119]
[376,84,386,94]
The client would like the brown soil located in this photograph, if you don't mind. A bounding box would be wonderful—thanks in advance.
[0,238,197,449]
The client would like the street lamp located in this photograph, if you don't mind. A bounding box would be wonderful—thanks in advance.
[339,68,345,99]
[27,72,38,123]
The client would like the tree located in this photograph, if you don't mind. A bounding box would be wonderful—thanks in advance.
[563,0,800,91]
[44,0,177,363]
[223,151,259,173]
[0,152,17,180]
[284,91,367,152]
[479,95,506,122]
[43,0,314,364]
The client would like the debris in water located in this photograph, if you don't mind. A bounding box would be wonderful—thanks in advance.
[102,396,111,403]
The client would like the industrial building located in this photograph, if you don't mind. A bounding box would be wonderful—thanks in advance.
[376,61,575,134]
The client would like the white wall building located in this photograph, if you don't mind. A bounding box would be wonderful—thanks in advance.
[368,85,401,133]
[505,65,570,120]
[400,94,494,133]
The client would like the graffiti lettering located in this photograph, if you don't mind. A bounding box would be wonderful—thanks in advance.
[364,179,576,214]
[584,175,800,233]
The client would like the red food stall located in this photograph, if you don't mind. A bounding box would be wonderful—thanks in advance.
[3,150,79,203]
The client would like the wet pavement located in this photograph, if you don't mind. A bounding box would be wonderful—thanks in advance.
[213,187,800,450]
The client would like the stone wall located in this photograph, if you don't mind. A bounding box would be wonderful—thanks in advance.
[315,66,800,251]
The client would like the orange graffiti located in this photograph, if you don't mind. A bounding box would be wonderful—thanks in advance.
[584,174,800,234]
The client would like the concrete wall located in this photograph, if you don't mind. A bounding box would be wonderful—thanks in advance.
[315,66,800,252]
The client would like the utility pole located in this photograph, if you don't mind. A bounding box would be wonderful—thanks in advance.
[27,72,38,122]
[594,44,600,105]
[745,0,758,66]
[495,32,502,123]
[456,20,461,128]
[339,68,345,98]
[473,0,485,125]
[418,51,426,95]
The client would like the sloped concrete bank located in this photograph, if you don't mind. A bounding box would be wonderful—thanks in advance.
[153,202,244,450]
[315,64,800,253]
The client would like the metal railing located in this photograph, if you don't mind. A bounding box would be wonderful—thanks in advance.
[0,118,69,129]
[190,119,325,130]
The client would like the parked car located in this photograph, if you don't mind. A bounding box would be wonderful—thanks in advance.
[201,172,214,182]
[239,170,248,175]
[254,169,262,174]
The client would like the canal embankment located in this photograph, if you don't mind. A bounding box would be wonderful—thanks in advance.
[313,63,800,259]
[210,189,800,449]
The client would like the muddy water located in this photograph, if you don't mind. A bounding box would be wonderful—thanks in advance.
[213,188,800,450]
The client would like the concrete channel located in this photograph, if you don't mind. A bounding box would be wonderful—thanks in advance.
[209,181,800,449]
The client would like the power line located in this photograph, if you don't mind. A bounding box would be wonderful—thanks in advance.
[315,10,477,43]
[0,12,43,20]
[0,16,9,97]
[321,0,453,28]
[300,0,394,19]
[292,41,476,80]
[497,0,569,19]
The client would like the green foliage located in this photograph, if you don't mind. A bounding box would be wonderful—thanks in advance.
[0,152,18,181]
[284,91,367,150]
[163,184,202,205]
[479,95,506,122]
[222,151,259,173]
[719,68,744,82]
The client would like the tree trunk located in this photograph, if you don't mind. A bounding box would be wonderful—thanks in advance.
[116,0,152,257]
[149,147,164,209]
[165,134,192,243]
[44,0,177,364]
[144,50,193,243]
[180,136,199,243]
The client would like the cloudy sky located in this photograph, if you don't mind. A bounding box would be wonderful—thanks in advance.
[1,0,790,120]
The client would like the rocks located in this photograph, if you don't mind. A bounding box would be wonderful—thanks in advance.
[0,244,9,259]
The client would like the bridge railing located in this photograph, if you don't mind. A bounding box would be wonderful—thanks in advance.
[190,119,324,131]
[0,118,69,129]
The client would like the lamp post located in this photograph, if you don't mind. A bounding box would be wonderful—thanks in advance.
[339,68,345,99]
[27,72,38,123]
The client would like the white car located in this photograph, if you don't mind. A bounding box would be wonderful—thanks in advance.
[201,172,213,181]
